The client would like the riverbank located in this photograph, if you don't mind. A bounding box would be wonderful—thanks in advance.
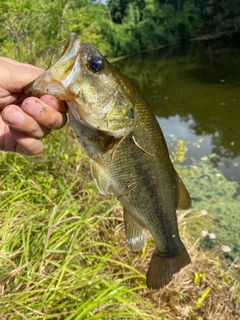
[109,30,240,63]
[0,125,239,319]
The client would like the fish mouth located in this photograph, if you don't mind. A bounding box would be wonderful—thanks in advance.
[24,33,82,98]
[24,33,130,136]
[50,33,82,85]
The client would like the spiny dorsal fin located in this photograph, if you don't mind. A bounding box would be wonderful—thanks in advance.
[174,169,191,210]
[90,159,110,195]
[124,210,146,252]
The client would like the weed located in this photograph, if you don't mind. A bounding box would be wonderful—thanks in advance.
[0,126,239,319]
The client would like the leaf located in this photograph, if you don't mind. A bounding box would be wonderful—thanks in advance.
[195,287,211,308]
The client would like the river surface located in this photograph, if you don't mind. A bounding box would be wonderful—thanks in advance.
[113,37,240,187]
[113,37,240,261]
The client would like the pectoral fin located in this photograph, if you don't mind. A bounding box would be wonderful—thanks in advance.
[175,169,191,210]
[90,159,110,195]
[124,210,146,252]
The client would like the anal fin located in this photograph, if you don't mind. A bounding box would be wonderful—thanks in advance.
[90,159,110,195]
[124,210,146,252]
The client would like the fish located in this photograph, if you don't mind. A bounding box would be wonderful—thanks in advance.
[24,32,191,289]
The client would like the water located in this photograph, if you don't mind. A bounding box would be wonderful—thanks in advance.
[113,37,240,261]
[113,37,240,186]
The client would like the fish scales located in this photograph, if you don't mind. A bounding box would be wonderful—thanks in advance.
[101,107,182,253]
[24,33,191,290]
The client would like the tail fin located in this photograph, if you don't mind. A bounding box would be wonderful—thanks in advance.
[146,247,191,289]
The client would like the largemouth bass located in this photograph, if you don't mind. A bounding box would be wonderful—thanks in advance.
[24,33,191,289]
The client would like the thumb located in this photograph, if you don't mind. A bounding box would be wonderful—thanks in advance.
[0,58,43,93]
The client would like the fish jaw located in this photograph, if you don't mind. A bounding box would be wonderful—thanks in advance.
[24,33,82,100]
[24,32,136,136]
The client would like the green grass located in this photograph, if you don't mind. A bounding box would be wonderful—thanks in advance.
[0,126,239,319]
[0,126,157,319]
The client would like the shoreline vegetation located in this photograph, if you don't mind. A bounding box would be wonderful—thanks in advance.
[0,0,240,318]
[109,29,237,62]
[0,127,239,319]
[1,1,240,63]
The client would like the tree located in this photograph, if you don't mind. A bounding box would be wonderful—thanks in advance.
[0,0,109,63]
[108,0,146,23]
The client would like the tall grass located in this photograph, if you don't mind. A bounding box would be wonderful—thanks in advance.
[0,125,239,319]
[0,126,157,319]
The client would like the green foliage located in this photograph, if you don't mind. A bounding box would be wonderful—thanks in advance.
[61,1,110,55]
[0,126,157,319]
[171,140,188,164]
[0,0,203,60]
[103,1,201,56]
[0,127,239,319]
[108,0,146,24]
[105,0,240,56]
[176,0,201,40]
[0,0,68,63]
[177,157,240,262]
[108,0,130,24]
[0,0,109,64]
[194,271,206,285]
[195,287,211,308]
[99,19,140,56]
[215,0,240,33]
[1,0,240,60]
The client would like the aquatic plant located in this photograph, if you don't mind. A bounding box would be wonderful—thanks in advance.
[177,156,240,263]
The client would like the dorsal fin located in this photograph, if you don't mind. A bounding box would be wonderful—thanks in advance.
[174,169,191,210]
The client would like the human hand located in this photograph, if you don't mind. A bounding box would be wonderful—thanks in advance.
[0,57,67,155]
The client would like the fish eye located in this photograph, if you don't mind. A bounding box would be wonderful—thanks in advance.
[87,56,104,73]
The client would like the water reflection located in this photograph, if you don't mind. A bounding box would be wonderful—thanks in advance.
[113,37,240,183]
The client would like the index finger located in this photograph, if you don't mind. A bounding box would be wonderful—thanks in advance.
[39,95,68,113]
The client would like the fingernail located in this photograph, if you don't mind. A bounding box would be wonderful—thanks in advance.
[40,95,58,109]
[2,106,25,126]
